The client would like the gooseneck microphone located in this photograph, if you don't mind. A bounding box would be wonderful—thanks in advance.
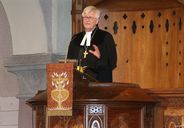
[77,48,84,72]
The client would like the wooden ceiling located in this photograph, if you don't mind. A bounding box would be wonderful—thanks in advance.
[178,0,184,4]
[87,0,184,11]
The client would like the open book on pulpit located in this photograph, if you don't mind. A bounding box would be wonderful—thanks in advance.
[58,59,77,64]
[59,59,97,82]
[46,59,97,117]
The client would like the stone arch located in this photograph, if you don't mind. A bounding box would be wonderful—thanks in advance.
[0,1,18,96]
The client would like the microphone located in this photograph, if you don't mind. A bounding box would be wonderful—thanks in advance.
[78,48,84,61]
[77,48,84,72]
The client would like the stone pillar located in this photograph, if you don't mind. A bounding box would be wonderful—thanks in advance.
[4,53,64,128]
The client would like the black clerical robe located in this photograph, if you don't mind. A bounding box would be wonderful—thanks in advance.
[67,27,117,82]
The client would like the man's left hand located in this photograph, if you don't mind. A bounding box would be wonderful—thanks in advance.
[89,45,100,59]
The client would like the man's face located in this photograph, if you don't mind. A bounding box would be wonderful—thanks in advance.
[83,11,98,32]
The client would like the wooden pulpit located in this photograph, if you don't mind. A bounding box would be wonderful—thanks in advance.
[27,63,158,128]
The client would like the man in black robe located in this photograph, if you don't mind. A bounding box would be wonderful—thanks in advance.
[67,6,117,82]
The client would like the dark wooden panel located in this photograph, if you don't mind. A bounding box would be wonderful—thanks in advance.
[48,108,84,128]
[108,108,141,128]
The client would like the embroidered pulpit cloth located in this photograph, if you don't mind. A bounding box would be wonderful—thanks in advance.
[46,63,74,116]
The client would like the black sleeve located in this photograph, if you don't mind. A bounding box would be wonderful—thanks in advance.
[96,33,117,70]
[67,35,76,59]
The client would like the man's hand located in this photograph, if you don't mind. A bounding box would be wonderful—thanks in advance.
[89,44,101,59]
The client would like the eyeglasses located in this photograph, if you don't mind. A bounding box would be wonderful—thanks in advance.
[83,16,97,20]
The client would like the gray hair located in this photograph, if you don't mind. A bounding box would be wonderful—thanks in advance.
[82,6,101,19]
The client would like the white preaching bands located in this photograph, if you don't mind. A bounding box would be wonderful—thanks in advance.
[80,31,92,46]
